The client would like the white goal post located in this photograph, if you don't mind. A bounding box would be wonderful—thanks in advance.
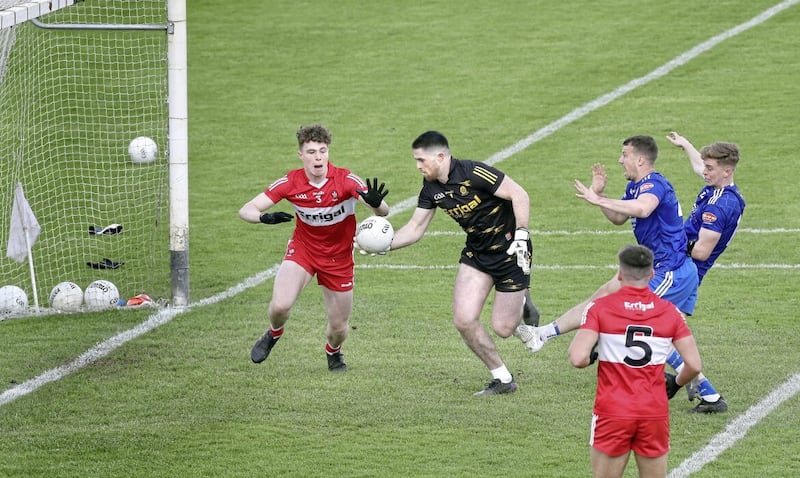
[0,0,188,316]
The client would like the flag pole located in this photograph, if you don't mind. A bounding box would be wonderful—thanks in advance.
[23,223,39,310]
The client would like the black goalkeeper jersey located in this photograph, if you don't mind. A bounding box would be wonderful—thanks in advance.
[417,158,517,253]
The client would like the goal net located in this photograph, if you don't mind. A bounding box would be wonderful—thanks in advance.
[0,0,171,315]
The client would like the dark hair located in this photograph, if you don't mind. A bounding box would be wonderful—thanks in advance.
[412,131,449,150]
[618,244,654,282]
[622,135,658,163]
[700,142,740,169]
[296,124,332,148]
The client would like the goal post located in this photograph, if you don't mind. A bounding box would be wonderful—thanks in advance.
[0,0,189,316]
[167,0,189,308]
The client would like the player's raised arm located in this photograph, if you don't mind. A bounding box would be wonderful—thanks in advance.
[666,132,704,178]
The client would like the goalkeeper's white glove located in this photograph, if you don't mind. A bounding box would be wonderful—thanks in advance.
[506,228,531,275]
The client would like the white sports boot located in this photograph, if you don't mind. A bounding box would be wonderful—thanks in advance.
[514,324,545,353]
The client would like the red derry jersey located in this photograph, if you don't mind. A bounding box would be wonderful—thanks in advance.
[264,163,366,257]
[581,285,692,420]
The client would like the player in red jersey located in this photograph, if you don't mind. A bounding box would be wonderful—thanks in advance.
[568,244,702,478]
[239,124,389,372]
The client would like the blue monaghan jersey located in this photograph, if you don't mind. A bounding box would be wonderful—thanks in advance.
[685,184,746,283]
[622,172,687,272]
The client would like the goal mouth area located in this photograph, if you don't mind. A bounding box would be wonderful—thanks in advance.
[0,0,181,315]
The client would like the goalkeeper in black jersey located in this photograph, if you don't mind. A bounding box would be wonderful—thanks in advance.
[382,131,537,396]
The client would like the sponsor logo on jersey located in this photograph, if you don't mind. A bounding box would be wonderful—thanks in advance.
[702,212,717,223]
[297,204,346,223]
[639,182,654,193]
[295,193,308,200]
[624,301,655,311]
[445,194,482,218]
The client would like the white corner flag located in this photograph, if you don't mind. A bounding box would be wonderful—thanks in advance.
[6,182,41,310]
[7,182,40,263]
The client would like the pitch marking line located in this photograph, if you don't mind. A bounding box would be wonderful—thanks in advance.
[355,263,800,271]
[425,228,800,236]
[668,372,800,478]
[3,2,799,476]
[0,266,279,407]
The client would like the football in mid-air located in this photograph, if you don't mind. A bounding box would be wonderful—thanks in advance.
[0,285,28,314]
[356,216,394,254]
[84,280,120,311]
[128,136,158,164]
[49,281,84,312]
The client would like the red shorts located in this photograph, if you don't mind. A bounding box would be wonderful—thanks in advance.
[589,414,669,458]
[284,239,355,292]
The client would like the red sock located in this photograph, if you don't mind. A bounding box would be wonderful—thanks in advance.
[269,326,284,338]
[325,343,341,355]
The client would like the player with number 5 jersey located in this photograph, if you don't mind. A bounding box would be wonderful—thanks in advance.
[569,244,702,478]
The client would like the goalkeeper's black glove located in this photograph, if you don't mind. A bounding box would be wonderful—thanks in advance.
[259,212,293,225]
[357,177,389,208]
[665,372,682,399]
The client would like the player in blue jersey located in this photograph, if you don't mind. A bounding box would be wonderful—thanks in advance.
[666,132,746,284]
[662,132,745,411]
[516,135,727,412]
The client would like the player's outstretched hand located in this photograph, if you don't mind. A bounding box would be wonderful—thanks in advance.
[664,372,682,399]
[590,163,607,195]
[666,131,690,149]
[506,228,531,275]
[358,177,389,208]
[259,212,293,225]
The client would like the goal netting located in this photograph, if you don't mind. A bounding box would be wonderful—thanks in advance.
[0,0,171,315]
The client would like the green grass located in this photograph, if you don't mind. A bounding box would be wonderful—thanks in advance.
[2,0,800,477]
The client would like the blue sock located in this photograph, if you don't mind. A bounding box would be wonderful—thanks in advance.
[697,379,720,399]
[667,349,721,401]
[666,349,684,371]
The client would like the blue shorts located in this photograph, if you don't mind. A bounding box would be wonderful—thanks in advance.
[649,259,698,315]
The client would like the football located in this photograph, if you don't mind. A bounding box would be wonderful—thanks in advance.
[356,216,394,254]
[128,136,158,164]
[49,281,84,312]
[84,280,120,311]
[0,285,28,314]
